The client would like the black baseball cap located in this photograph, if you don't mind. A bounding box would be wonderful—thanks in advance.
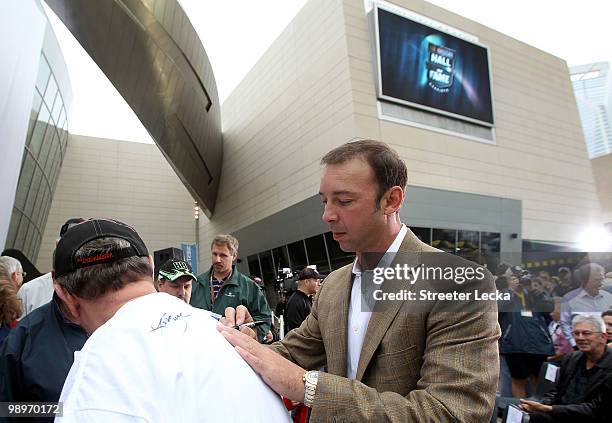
[54,219,149,278]
[298,268,325,281]
[158,259,196,282]
[60,218,87,237]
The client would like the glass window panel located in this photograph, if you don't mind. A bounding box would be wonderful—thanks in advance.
[22,223,36,261]
[43,76,58,109]
[37,122,56,167]
[24,166,43,217]
[51,158,63,186]
[32,232,42,261]
[288,240,307,271]
[32,239,43,267]
[36,54,51,94]
[33,188,48,229]
[26,91,43,142]
[61,127,69,155]
[410,226,431,244]
[5,212,22,248]
[57,108,65,129]
[42,132,60,174]
[481,232,500,253]
[28,103,50,156]
[42,137,56,177]
[457,230,480,261]
[51,91,63,124]
[259,250,275,286]
[29,188,43,229]
[14,216,30,252]
[49,153,60,187]
[14,155,35,210]
[432,229,457,254]
[27,231,42,264]
[481,232,501,270]
[302,233,330,273]
[31,184,49,229]
[247,255,261,279]
[271,246,290,273]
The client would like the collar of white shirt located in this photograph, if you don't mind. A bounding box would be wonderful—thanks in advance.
[578,288,604,299]
[351,224,408,277]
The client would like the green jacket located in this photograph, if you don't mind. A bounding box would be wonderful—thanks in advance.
[190,266,272,341]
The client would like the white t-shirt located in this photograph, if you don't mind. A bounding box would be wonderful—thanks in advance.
[17,272,54,317]
[56,293,290,423]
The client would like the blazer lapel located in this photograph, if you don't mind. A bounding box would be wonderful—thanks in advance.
[324,265,353,377]
[355,229,424,381]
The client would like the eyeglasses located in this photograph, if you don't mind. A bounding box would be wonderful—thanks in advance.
[572,330,601,337]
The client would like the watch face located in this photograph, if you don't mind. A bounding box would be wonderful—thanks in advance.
[306,372,318,384]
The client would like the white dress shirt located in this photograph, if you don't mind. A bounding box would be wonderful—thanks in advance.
[346,224,408,379]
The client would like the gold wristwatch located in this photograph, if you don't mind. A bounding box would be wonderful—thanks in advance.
[302,370,319,407]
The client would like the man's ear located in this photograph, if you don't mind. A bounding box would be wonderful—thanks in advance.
[147,255,155,280]
[53,283,81,323]
[382,186,404,215]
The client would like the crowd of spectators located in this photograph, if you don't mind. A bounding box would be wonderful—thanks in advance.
[2,213,612,422]
[495,260,612,422]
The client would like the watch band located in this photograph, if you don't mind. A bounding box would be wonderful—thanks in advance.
[302,370,319,407]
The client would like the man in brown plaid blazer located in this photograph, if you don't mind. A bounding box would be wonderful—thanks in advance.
[219,140,501,422]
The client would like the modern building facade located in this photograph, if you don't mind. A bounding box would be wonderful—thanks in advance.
[2,0,219,267]
[199,0,601,285]
[571,62,612,159]
[2,0,605,285]
[590,153,612,230]
[36,134,196,272]
[1,0,72,261]
[44,0,223,216]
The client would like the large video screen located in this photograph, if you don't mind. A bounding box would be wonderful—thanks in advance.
[376,7,494,126]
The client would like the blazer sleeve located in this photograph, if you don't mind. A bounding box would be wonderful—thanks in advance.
[309,309,501,423]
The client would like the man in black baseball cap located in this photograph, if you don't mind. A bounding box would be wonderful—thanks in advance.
[157,258,196,303]
[51,218,291,422]
[284,267,325,332]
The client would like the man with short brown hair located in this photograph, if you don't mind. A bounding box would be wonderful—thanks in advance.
[218,139,500,422]
[190,234,272,342]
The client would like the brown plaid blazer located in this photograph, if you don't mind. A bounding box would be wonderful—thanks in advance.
[269,229,500,422]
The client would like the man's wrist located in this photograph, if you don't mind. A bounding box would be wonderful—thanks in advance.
[302,370,319,407]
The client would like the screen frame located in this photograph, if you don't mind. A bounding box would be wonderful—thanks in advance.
[373,3,496,128]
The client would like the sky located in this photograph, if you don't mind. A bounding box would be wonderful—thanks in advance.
[44,0,612,144]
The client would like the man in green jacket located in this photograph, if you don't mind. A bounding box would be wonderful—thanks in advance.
[190,234,272,342]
